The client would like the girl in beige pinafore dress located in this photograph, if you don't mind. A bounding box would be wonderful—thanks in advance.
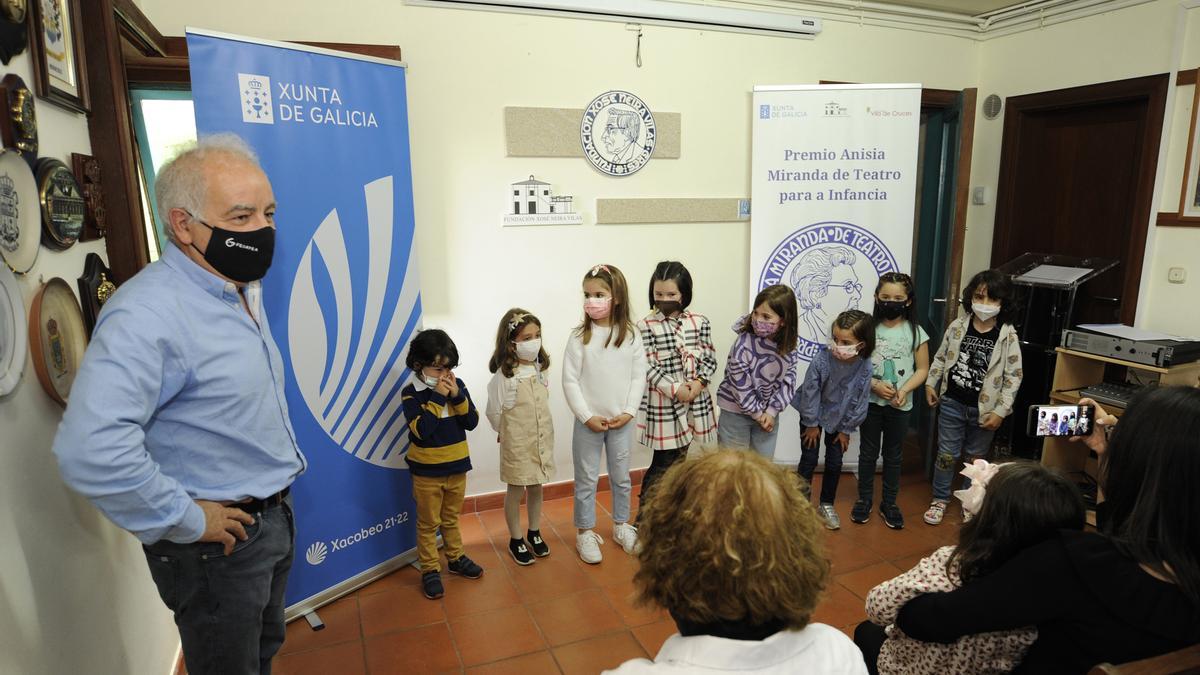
[486,309,555,566]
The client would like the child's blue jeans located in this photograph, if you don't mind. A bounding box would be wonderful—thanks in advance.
[931,396,995,501]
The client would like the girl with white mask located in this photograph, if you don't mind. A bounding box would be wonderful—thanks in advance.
[486,309,555,565]
[923,270,1024,526]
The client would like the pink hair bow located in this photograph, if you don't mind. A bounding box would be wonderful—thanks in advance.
[589,264,610,277]
[953,459,1003,517]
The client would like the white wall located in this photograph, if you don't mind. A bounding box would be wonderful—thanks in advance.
[1139,5,1200,337]
[0,54,177,675]
[139,0,979,496]
[966,0,1200,337]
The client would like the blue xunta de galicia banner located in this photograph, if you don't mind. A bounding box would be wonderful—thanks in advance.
[187,29,421,613]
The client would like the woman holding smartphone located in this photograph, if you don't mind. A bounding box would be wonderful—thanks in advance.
[890,386,1200,673]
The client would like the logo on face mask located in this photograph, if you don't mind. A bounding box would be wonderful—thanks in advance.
[190,217,275,283]
[225,237,259,252]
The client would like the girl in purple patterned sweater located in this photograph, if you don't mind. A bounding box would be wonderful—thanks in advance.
[715,284,802,459]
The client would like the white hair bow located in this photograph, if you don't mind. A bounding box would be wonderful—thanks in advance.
[953,459,1003,517]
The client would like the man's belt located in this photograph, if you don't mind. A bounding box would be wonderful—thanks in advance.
[233,487,290,514]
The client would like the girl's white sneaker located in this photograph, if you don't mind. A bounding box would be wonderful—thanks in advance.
[576,530,604,564]
[612,522,639,554]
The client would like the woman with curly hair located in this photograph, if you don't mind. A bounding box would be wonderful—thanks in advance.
[605,450,867,673]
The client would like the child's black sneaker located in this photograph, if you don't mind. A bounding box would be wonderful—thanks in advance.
[447,554,484,579]
[509,538,535,565]
[850,499,872,524]
[421,571,444,599]
[881,503,905,530]
[527,529,551,557]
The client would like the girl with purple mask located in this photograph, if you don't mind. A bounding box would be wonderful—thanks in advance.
[715,284,803,458]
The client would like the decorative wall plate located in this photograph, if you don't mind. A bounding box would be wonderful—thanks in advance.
[28,277,86,405]
[35,157,84,249]
[0,261,25,395]
[0,148,39,274]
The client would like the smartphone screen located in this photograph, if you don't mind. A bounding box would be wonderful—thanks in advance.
[1027,404,1094,438]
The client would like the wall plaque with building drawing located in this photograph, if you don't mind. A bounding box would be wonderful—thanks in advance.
[503,175,583,226]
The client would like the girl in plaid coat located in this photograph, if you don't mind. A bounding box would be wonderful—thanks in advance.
[635,262,718,520]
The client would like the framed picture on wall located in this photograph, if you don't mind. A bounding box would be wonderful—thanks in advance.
[28,0,88,114]
[1180,74,1200,221]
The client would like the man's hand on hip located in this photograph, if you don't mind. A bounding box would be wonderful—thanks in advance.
[196,500,255,555]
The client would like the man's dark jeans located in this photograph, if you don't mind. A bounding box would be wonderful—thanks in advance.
[144,498,295,675]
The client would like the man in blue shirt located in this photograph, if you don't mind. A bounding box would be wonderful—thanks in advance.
[53,133,306,675]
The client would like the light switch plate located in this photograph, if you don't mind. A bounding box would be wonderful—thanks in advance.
[972,186,989,205]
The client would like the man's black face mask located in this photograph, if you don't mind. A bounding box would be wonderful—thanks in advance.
[187,212,275,283]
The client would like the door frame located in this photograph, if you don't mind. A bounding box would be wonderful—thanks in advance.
[915,89,977,475]
[820,82,976,327]
[989,74,1170,326]
[943,88,976,329]
[920,88,977,333]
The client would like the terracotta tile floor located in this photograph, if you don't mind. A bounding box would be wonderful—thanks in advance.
[272,468,963,674]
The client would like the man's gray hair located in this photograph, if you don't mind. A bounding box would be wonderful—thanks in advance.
[154,132,263,242]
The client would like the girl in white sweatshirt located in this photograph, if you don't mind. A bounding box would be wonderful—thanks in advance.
[563,264,648,565]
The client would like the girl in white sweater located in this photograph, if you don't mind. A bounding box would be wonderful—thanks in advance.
[562,264,648,564]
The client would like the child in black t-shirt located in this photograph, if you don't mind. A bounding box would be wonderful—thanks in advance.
[923,270,1023,525]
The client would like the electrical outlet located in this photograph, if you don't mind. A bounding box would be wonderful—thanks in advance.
[1168,267,1186,284]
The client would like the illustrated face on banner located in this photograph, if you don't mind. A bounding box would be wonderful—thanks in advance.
[759,221,897,361]
[824,259,864,313]
[791,245,865,344]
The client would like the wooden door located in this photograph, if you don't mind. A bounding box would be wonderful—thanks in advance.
[991,74,1169,326]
